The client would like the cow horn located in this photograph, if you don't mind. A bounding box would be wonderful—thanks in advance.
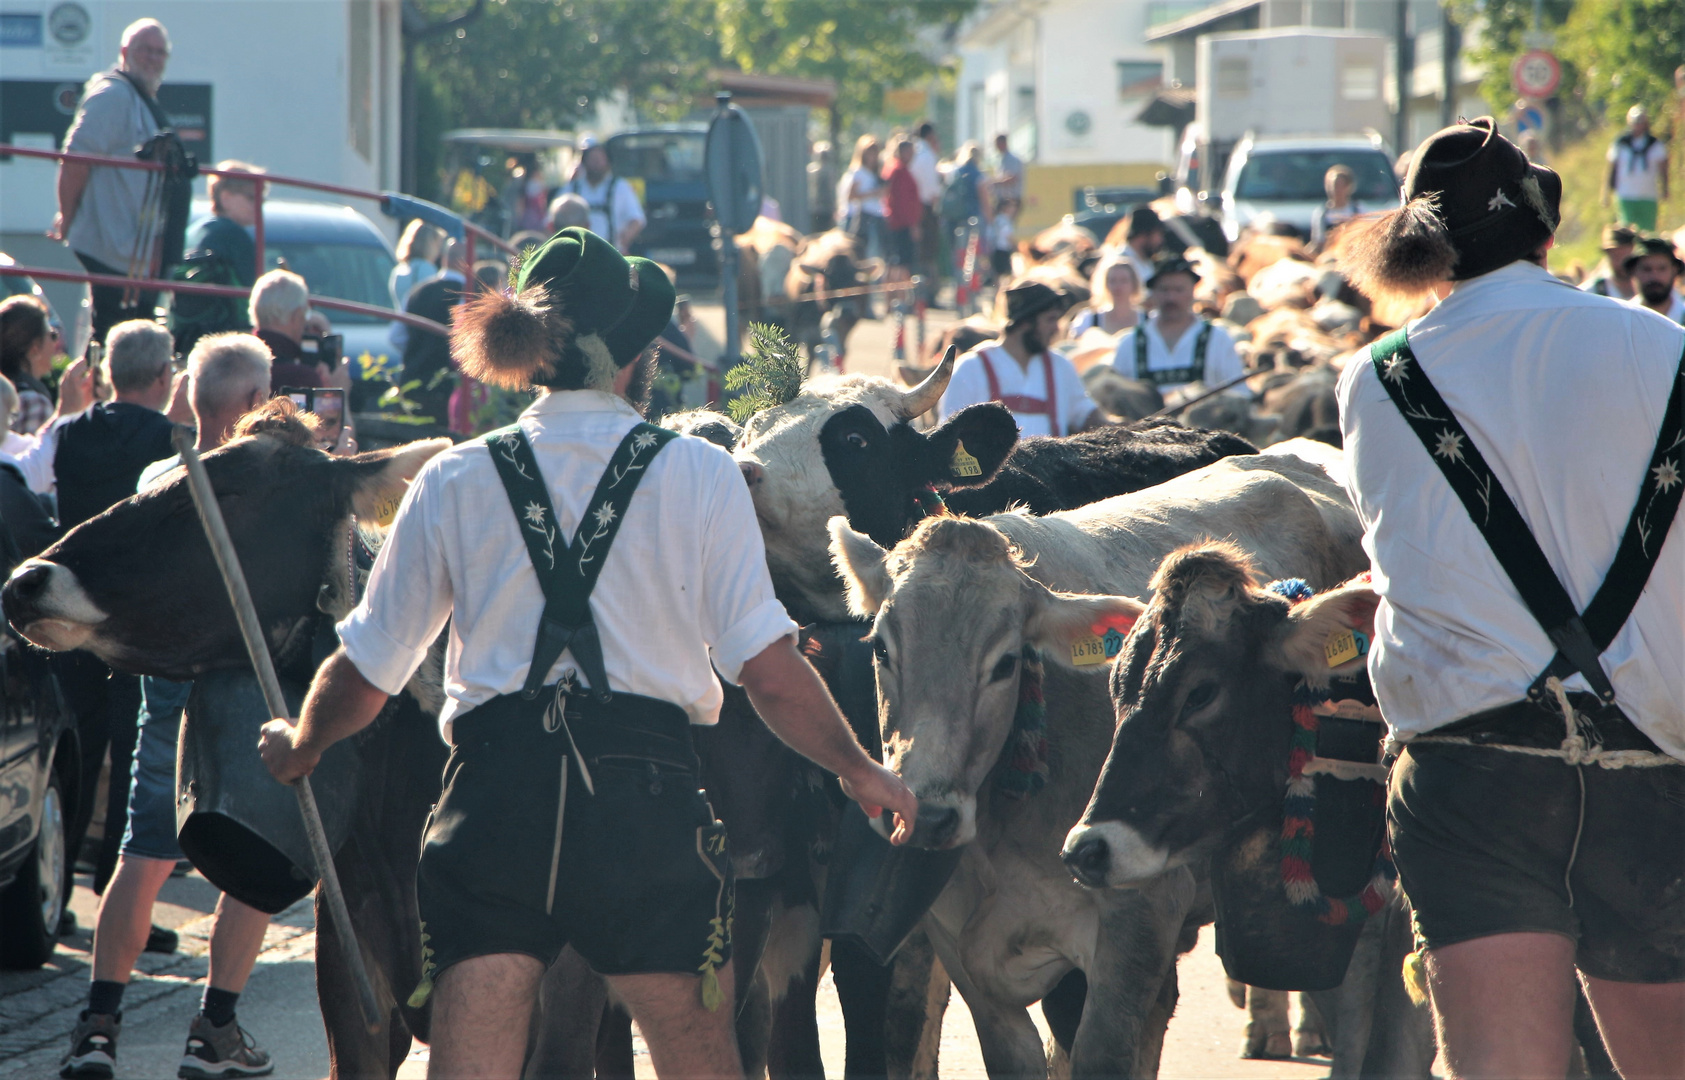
[896,345,957,419]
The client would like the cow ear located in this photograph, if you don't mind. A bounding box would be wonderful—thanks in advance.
[828,517,891,616]
[1268,577,1380,683]
[921,404,1018,490]
[1027,585,1146,671]
[338,438,454,523]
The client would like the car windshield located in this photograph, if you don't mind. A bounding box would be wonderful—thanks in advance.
[609,133,706,183]
[265,243,396,324]
[1235,150,1397,202]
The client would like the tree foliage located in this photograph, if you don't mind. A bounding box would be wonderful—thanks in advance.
[1558,0,1684,129]
[1445,0,1576,118]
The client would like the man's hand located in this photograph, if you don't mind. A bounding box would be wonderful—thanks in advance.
[56,356,93,414]
[837,759,919,845]
[47,212,68,242]
[259,718,319,784]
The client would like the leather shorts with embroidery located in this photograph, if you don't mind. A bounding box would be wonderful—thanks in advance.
[414,688,732,995]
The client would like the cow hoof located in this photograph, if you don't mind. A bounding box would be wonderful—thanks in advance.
[1241,1033,1292,1060]
[1292,1032,1331,1058]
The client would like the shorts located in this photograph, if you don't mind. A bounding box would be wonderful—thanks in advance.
[120,676,193,861]
[1615,197,1659,232]
[416,689,732,991]
[1388,696,1685,983]
[887,226,916,268]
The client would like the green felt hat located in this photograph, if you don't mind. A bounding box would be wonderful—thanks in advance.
[604,258,677,365]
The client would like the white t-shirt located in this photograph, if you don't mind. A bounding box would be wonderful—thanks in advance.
[1338,261,1684,758]
[1626,288,1685,325]
[910,141,942,206]
[1607,134,1669,200]
[836,167,886,223]
[338,391,798,737]
[937,346,1095,437]
[1105,315,1246,400]
[565,173,646,249]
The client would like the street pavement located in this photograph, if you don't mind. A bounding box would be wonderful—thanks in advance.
[1,299,1345,1079]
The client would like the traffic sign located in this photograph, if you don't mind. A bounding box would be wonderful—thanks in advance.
[705,93,763,236]
[1512,49,1561,100]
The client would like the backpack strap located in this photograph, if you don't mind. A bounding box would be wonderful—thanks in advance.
[1369,329,1685,707]
[484,421,678,702]
[1135,320,1207,387]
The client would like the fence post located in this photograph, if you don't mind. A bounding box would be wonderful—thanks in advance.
[252,177,266,281]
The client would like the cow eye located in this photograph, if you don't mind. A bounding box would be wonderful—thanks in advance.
[1181,680,1221,716]
[845,432,869,449]
[989,651,1018,682]
[870,637,890,665]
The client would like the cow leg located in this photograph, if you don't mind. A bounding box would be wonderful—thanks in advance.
[524,947,608,1080]
[1292,992,1331,1057]
[832,938,894,1079]
[1241,988,1291,1059]
[882,930,949,1080]
[1351,903,1434,1080]
[765,943,824,1080]
[314,891,399,1080]
[594,1005,635,1080]
[1041,968,1086,1055]
[922,922,1044,1080]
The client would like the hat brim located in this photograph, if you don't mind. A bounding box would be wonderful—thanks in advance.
[1146,265,1201,288]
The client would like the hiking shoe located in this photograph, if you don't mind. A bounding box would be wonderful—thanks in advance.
[145,924,179,954]
[60,1012,119,1079]
[178,1013,273,1079]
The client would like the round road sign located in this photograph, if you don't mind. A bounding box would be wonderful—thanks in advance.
[1512,49,1561,99]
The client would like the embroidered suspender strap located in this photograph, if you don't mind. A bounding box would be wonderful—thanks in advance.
[978,349,1060,429]
[1369,329,1685,706]
[1134,320,1211,387]
[484,422,678,702]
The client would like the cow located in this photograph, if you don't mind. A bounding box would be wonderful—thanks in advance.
[827,448,1368,1077]
[731,349,1256,624]
[1059,542,1434,1077]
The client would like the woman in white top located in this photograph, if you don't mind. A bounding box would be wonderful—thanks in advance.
[836,135,887,256]
[1068,257,1140,337]
[389,220,443,309]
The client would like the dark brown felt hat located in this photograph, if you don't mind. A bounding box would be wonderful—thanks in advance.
[1404,117,1561,280]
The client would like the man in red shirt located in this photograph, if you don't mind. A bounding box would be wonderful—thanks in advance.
[882,138,922,294]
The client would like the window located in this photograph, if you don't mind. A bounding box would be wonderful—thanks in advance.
[1234,150,1398,202]
[1116,60,1164,99]
[266,243,396,323]
[608,133,706,183]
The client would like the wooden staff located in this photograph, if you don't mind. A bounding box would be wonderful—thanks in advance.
[169,426,384,1034]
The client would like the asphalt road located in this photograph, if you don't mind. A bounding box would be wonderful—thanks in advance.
[1,298,1347,1079]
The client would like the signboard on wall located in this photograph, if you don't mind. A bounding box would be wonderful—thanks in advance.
[1,79,212,162]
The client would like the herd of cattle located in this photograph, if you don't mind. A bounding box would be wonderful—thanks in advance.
[3,320,1475,1079]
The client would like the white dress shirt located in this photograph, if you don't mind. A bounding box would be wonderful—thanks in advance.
[1626,289,1685,325]
[937,346,1096,437]
[1338,261,1684,759]
[339,391,797,738]
[1105,314,1246,400]
[910,141,942,206]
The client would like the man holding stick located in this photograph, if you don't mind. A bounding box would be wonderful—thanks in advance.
[259,229,916,1077]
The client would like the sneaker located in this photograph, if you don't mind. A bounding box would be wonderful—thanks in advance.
[178,1013,273,1079]
[60,1012,120,1079]
[145,924,179,954]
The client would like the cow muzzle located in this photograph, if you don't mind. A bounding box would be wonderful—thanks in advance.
[1062,821,1170,888]
[877,794,975,850]
[3,560,107,650]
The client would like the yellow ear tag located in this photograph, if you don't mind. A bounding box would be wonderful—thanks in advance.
[373,492,404,527]
[950,440,982,478]
[1325,628,1369,668]
[1070,635,1108,666]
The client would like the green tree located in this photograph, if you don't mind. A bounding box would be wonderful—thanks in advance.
[713,0,975,125]
[1444,0,1576,117]
[1558,0,1684,130]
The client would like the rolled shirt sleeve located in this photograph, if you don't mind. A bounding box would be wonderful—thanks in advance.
[1055,354,1097,433]
[336,459,455,695]
[697,447,797,684]
[1203,325,1250,396]
[615,179,646,229]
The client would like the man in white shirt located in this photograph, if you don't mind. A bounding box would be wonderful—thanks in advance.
[1105,257,1246,400]
[564,136,646,253]
[1340,117,1683,1080]
[938,282,1099,437]
[259,229,916,1079]
[1112,206,1165,293]
[1579,223,1638,301]
[1604,105,1669,232]
[1622,235,1685,324]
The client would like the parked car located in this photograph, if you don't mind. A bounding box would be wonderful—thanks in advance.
[607,126,717,286]
[0,521,77,970]
[1219,134,1399,242]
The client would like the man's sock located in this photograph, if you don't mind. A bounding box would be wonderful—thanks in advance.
[86,979,126,1018]
[201,986,239,1028]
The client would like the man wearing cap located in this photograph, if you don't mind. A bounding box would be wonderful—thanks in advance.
[1579,224,1638,301]
[1604,105,1669,232]
[937,282,1099,436]
[258,228,917,1077]
[1623,235,1685,324]
[563,137,646,253]
[1339,117,1684,1078]
[1110,206,1165,292]
[1104,256,1246,401]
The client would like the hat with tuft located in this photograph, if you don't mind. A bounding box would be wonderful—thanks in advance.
[1403,116,1561,281]
[451,227,638,391]
[604,258,678,365]
[1004,281,1072,325]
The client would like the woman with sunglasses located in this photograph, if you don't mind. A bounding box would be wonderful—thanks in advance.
[0,295,92,436]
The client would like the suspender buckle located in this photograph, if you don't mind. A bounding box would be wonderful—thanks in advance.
[1547,617,1619,704]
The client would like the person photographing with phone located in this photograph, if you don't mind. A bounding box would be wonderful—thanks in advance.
[258,228,916,1078]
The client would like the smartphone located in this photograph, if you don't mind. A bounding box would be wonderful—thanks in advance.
[301,333,344,371]
[283,386,346,449]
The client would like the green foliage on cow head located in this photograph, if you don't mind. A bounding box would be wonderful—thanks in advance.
[724,322,806,424]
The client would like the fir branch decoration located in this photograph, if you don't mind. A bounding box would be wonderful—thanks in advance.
[724,323,807,424]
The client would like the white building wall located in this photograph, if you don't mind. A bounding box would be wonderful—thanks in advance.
[1035,0,1173,167]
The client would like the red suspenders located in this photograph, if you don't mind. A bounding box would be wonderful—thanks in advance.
[977,348,1060,433]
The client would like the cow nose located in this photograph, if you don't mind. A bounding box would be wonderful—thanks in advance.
[738,460,765,488]
[907,803,959,849]
[6,562,51,608]
[1063,831,1111,889]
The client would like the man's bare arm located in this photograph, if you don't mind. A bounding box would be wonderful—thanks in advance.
[259,648,390,783]
[51,161,91,240]
[738,635,918,843]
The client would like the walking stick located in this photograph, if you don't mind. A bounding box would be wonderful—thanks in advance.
[169,426,385,1034]
[1145,366,1267,420]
